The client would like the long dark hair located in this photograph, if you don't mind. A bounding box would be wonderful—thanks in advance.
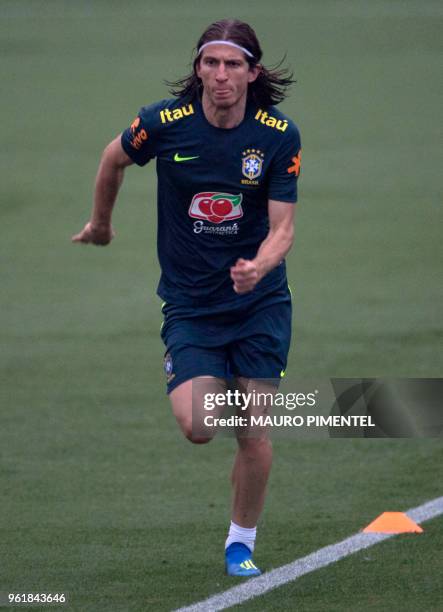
[166,19,295,107]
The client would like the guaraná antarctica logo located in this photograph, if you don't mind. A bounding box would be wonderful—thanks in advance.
[189,192,243,224]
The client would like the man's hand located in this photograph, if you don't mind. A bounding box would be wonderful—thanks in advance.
[71,136,132,247]
[71,222,115,246]
[230,258,262,294]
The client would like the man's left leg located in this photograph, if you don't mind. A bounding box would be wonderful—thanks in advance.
[225,377,275,577]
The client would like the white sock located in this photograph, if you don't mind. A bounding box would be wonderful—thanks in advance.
[225,521,257,552]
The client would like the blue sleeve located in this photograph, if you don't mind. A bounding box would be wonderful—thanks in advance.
[267,122,301,203]
[121,101,163,167]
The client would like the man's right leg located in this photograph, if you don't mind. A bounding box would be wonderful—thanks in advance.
[169,376,227,444]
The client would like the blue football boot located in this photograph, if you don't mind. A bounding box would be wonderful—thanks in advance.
[225,542,262,577]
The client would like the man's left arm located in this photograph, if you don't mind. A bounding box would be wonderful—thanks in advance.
[230,200,296,294]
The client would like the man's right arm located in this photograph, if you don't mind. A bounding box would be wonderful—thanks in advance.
[72,135,134,245]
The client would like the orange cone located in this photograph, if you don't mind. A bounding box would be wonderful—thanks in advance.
[363,512,423,534]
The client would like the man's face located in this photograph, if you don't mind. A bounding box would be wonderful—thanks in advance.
[196,44,259,109]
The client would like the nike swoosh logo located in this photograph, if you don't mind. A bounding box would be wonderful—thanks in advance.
[174,153,200,162]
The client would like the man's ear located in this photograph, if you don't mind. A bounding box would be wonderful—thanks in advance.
[248,63,262,84]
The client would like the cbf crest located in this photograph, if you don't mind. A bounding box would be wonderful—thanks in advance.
[241,149,264,183]
[163,352,175,384]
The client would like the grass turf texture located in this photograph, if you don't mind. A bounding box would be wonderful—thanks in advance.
[1,0,442,610]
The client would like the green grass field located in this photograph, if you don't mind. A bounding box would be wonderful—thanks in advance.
[1,1,442,610]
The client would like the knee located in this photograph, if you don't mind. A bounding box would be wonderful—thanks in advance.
[186,431,213,445]
[179,418,214,445]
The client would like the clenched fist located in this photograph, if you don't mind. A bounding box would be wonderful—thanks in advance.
[230,258,262,294]
[71,222,115,246]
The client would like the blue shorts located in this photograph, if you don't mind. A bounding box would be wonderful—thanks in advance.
[160,287,292,393]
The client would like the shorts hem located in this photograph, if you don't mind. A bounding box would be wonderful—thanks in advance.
[166,370,225,394]
[166,370,284,394]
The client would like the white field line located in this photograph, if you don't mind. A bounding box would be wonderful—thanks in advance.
[174,495,443,612]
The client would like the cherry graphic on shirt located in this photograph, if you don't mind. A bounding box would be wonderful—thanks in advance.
[198,198,213,216]
[190,192,243,224]
[207,214,224,223]
[212,198,233,216]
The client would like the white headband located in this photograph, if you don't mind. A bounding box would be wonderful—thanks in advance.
[197,40,254,59]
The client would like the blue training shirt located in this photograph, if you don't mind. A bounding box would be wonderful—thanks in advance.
[121,97,301,308]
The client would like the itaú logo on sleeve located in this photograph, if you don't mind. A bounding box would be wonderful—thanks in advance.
[188,192,243,224]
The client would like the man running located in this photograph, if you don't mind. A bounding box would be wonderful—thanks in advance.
[73,18,301,577]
